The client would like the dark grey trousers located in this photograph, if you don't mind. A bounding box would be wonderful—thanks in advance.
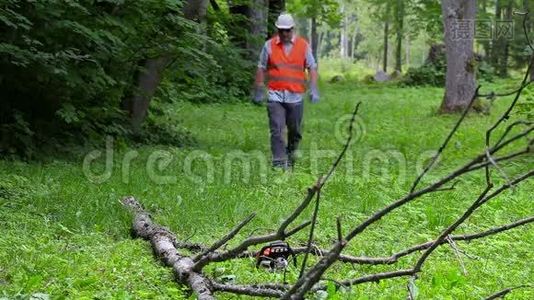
[267,101,303,166]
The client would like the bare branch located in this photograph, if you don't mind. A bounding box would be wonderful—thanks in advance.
[410,86,481,194]
[494,120,532,148]
[338,269,414,287]
[478,80,534,98]
[211,282,287,298]
[446,236,467,275]
[299,190,321,279]
[192,213,256,268]
[484,284,532,300]
[319,102,362,186]
[285,221,312,237]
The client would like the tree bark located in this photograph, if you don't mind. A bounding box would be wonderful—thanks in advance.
[340,4,348,58]
[394,0,404,72]
[479,0,491,59]
[525,0,534,81]
[311,17,319,63]
[405,37,410,68]
[128,57,171,133]
[249,0,268,59]
[440,0,477,113]
[383,19,389,72]
[491,0,502,71]
[499,0,512,77]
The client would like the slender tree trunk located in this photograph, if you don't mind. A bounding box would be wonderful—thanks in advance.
[500,0,512,77]
[480,0,491,59]
[383,19,389,72]
[405,37,410,68]
[349,34,355,59]
[249,0,268,59]
[440,0,477,113]
[311,17,319,63]
[317,28,324,59]
[491,0,502,71]
[394,0,404,72]
[525,0,534,80]
[125,0,209,133]
[339,4,347,58]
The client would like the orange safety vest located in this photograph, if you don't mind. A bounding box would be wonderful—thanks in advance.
[267,35,308,93]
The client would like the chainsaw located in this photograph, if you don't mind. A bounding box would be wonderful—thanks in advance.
[256,240,297,270]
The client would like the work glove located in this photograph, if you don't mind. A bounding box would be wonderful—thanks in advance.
[253,85,265,105]
[310,84,320,104]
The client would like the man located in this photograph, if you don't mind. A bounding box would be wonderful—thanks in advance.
[253,13,320,169]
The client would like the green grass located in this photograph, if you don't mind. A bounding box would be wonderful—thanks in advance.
[1,78,533,299]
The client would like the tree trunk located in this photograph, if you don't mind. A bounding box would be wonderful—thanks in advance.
[125,0,209,133]
[440,0,477,113]
[499,0,512,77]
[405,37,410,68]
[349,34,354,59]
[383,19,389,72]
[491,0,502,71]
[317,27,324,60]
[248,0,268,59]
[394,0,404,72]
[340,4,348,58]
[129,57,170,133]
[526,0,534,81]
[479,0,491,59]
[311,17,319,63]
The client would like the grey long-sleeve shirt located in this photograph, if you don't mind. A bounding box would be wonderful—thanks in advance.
[258,35,317,103]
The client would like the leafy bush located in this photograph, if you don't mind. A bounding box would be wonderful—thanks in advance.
[0,0,254,158]
[401,64,445,86]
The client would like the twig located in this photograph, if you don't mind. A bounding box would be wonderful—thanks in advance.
[299,189,321,279]
[485,148,512,186]
[484,284,532,300]
[319,102,362,187]
[410,86,481,194]
[446,235,467,275]
[414,171,533,274]
[193,213,256,266]
[211,282,287,297]
[336,217,343,243]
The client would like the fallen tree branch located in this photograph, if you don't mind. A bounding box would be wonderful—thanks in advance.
[121,196,215,300]
[211,282,287,298]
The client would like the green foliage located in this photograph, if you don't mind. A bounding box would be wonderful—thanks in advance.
[401,63,445,87]
[0,0,254,157]
[517,84,534,120]
[288,0,341,27]
[1,82,533,299]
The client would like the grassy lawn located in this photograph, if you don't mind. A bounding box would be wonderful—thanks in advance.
[1,78,533,299]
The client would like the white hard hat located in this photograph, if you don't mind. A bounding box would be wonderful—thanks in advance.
[275,13,295,29]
